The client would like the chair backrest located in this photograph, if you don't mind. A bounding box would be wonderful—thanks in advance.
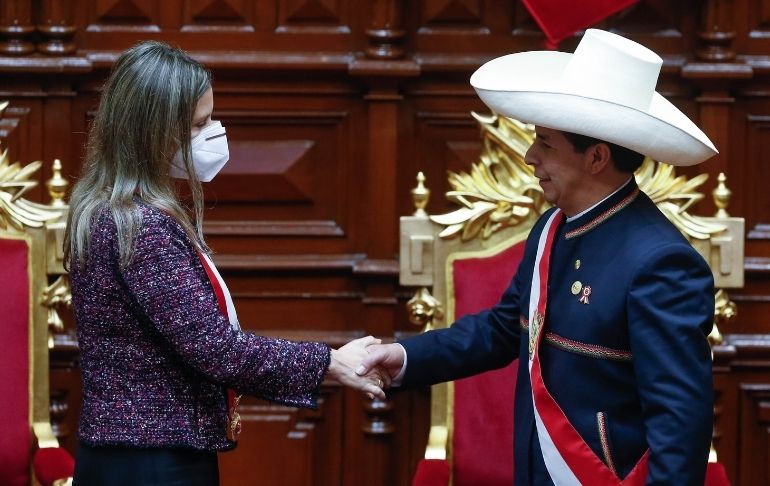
[450,242,525,485]
[401,115,545,485]
[0,143,69,485]
[400,113,744,485]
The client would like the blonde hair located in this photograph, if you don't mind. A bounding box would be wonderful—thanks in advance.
[65,41,211,269]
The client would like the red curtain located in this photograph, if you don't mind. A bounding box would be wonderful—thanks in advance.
[521,0,640,48]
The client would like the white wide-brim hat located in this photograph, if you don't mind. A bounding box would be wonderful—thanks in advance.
[470,29,717,166]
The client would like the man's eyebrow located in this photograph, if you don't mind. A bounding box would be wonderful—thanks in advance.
[535,132,549,141]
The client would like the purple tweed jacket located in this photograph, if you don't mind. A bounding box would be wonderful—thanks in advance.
[70,201,330,451]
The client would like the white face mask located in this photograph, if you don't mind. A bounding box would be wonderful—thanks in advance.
[170,120,229,182]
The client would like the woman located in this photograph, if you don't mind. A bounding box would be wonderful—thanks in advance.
[65,41,386,485]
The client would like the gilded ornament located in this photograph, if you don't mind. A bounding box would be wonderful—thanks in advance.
[635,158,726,241]
[0,148,62,230]
[430,114,546,241]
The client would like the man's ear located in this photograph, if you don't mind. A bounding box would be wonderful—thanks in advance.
[585,143,612,174]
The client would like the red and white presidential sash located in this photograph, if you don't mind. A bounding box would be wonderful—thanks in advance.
[196,250,243,442]
[527,210,649,485]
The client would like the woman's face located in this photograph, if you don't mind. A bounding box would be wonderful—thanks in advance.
[191,87,213,138]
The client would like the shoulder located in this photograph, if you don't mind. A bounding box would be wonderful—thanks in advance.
[92,199,194,254]
[609,191,694,252]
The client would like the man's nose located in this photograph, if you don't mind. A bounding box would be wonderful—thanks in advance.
[524,148,537,166]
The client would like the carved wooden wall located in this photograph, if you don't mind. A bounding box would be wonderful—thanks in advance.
[1,1,769,485]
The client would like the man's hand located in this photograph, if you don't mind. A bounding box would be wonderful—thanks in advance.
[356,343,405,381]
[327,336,390,400]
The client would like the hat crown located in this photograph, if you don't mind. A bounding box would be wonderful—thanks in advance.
[562,29,662,111]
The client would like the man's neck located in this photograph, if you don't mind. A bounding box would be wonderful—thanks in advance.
[565,177,633,222]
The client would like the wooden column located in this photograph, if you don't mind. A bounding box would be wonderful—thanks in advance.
[682,0,750,215]
[365,0,406,60]
[0,0,34,55]
[345,1,419,484]
[36,0,76,55]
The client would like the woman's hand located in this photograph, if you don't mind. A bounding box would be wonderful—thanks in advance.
[327,336,391,400]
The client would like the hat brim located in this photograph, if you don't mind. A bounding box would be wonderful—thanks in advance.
[471,52,717,166]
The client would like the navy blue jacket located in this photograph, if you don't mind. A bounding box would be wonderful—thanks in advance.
[401,180,714,485]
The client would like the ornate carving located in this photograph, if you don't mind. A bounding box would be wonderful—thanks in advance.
[430,113,727,244]
[407,287,443,330]
[635,159,726,241]
[46,158,69,207]
[711,288,737,346]
[43,275,72,349]
[0,148,63,231]
[712,172,732,218]
[411,172,430,217]
[430,113,545,241]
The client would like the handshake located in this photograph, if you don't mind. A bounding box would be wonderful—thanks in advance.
[325,336,403,400]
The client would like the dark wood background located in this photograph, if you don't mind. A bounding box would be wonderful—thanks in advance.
[1,1,769,485]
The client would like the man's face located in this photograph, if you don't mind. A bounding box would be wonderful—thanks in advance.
[524,126,592,215]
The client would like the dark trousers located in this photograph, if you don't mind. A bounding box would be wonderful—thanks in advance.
[74,444,219,486]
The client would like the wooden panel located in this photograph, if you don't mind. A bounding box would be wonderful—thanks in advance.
[219,386,343,486]
[182,0,255,32]
[89,0,160,28]
[277,0,351,34]
[739,383,770,485]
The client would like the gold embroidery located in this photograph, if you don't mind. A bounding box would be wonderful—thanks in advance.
[529,311,543,355]
[565,188,639,239]
[597,411,619,477]
[227,394,242,442]
[519,319,633,362]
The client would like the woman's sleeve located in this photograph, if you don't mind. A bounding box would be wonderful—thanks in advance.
[119,211,330,409]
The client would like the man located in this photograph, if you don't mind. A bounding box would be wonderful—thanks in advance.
[358,29,717,485]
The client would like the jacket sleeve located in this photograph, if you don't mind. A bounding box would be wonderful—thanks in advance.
[117,211,330,409]
[400,255,526,387]
[627,243,714,485]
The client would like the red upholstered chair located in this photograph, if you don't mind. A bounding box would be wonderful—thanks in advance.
[400,115,544,486]
[0,147,74,486]
[399,114,742,486]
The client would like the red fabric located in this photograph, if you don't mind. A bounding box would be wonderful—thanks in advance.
[412,459,450,486]
[451,242,525,486]
[521,0,639,48]
[0,238,32,486]
[705,462,731,486]
[32,447,74,486]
